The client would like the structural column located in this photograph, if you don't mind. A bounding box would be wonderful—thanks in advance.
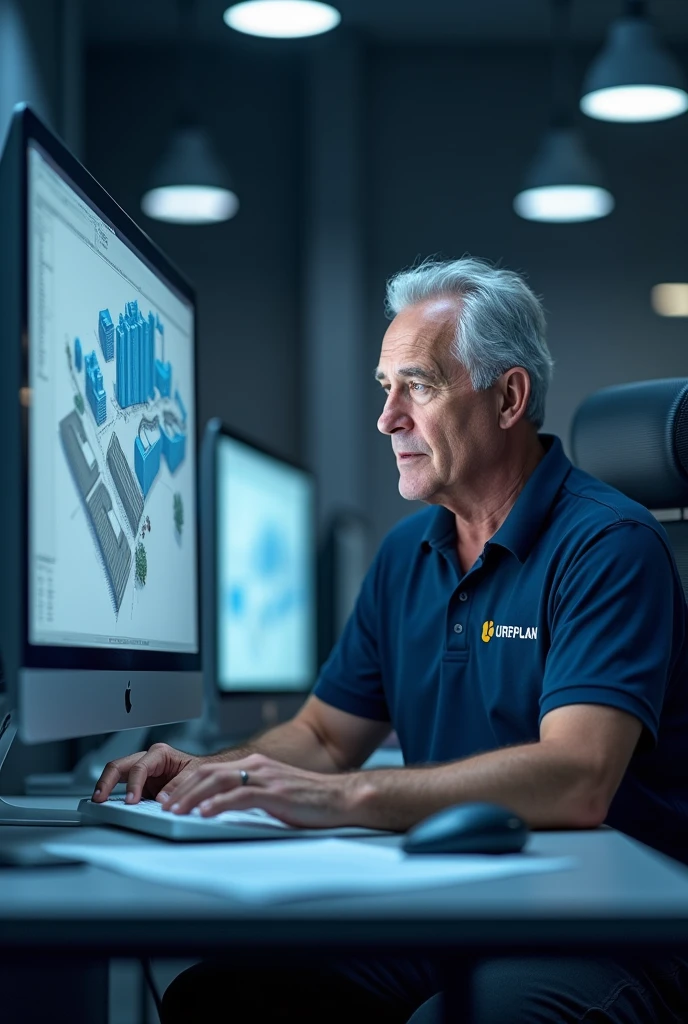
[59,0,84,157]
[304,32,368,531]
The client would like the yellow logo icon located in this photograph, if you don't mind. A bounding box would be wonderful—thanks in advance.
[482,620,494,643]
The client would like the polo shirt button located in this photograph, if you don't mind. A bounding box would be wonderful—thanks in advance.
[459,592,468,602]
[453,623,463,634]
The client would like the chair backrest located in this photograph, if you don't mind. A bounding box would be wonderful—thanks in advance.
[570,378,688,599]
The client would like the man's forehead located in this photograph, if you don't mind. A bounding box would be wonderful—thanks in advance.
[376,298,459,379]
[374,345,444,383]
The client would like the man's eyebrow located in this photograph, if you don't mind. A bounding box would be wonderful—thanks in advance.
[374,365,446,385]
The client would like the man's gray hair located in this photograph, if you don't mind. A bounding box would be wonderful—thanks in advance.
[385,258,554,429]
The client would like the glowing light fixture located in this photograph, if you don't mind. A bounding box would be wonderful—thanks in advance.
[651,283,688,317]
[514,184,613,223]
[142,126,239,225]
[514,0,614,224]
[142,0,239,226]
[224,0,341,38]
[581,1,688,123]
[514,127,614,223]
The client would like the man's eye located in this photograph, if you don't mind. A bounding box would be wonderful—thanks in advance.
[410,381,428,394]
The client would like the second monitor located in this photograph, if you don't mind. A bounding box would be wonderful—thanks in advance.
[198,420,317,743]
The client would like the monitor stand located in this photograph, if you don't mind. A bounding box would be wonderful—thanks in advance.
[0,710,81,825]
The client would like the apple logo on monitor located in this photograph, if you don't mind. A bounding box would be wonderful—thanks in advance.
[125,682,132,714]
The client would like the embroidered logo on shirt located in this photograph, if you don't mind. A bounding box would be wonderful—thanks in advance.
[482,620,537,642]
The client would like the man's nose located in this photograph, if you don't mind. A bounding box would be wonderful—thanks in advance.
[377,393,412,435]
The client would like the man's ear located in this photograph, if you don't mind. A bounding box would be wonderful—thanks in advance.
[498,367,531,428]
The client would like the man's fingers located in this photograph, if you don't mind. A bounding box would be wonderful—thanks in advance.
[124,760,154,803]
[124,749,172,803]
[162,766,212,809]
[92,751,148,801]
[197,789,265,818]
[155,770,193,804]
[166,768,242,815]
[92,743,197,804]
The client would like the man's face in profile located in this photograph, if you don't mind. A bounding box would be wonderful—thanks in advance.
[376,298,502,506]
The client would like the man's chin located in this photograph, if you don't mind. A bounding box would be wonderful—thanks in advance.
[398,478,435,502]
[396,457,436,499]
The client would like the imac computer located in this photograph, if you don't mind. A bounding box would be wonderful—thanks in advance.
[0,106,202,822]
[194,420,317,746]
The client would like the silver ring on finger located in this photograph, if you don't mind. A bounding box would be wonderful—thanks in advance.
[239,769,249,786]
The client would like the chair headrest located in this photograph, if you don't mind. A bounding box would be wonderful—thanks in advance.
[570,378,688,509]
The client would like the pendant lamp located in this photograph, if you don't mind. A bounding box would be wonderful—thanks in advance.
[581,0,688,123]
[142,0,239,225]
[514,0,614,223]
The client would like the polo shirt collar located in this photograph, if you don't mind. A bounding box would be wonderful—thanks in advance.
[420,434,572,563]
[490,434,572,562]
[421,506,455,551]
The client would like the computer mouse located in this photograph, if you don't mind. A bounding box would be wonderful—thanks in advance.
[402,802,529,855]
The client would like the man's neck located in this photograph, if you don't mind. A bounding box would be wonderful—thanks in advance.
[450,434,546,563]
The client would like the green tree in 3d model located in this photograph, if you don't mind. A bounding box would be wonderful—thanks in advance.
[74,391,84,415]
[135,541,147,587]
[173,492,184,537]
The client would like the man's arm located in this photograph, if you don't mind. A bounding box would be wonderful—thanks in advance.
[94,696,391,803]
[350,703,642,830]
[159,701,642,829]
[205,696,391,773]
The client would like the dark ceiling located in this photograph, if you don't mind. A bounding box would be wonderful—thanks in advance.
[84,0,688,45]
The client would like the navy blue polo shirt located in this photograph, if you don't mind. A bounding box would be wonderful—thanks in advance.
[315,434,688,863]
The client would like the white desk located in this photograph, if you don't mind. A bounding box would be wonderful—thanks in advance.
[1,825,687,1023]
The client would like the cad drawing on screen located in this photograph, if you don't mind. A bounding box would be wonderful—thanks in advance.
[58,297,189,617]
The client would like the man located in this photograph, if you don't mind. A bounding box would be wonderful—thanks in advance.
[95,258,688,1022]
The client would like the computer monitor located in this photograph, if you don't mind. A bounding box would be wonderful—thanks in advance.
[317,509,372,664]
[0,105,202,749]
[198,420,316,741]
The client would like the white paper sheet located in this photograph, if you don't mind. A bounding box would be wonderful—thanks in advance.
[44,838,574,905]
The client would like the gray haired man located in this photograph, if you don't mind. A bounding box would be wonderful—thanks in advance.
[96,258,688,1022]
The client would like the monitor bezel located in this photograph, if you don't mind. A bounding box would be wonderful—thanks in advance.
[18,105,201,675]
[204,419,317,698]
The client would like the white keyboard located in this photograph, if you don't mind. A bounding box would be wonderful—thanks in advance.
[78,796,387,842]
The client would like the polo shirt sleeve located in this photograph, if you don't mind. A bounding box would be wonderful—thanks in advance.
[312,549,390,722]
[539,521,683,746]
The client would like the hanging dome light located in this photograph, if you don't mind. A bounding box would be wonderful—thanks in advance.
[141,126,239,225]
[224,0,341,39]
[514,0,614,224]
[514,126,614,223]
[581,2,688,123]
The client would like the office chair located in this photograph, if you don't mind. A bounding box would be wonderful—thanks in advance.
[570,377,688,597]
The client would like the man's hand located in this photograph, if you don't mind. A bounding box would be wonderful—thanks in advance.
[92,743,213,804]
[162,753,368,829]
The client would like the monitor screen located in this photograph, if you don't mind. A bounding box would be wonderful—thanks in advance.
[27,140,198,656]
[215,433,316,692]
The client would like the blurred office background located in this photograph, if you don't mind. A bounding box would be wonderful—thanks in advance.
[3,0,687,553]
[3,1,688,1017]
